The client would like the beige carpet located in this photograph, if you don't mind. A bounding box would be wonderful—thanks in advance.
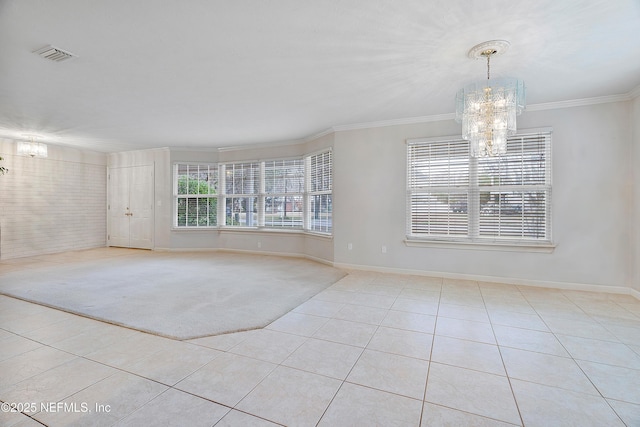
[0,248,345,339]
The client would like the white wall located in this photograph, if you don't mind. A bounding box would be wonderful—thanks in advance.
[332,101,632,290]
[158,103,635,290]
[631,94,640,292]
[0,139,107,259]
[7,101,627,291]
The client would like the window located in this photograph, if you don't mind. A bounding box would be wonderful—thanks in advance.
[222,162,260,227]
[306,150,332,233]
[263,159,304,228]
[173,148,332,235]
[174,164,218,227]
[407,131,551,245]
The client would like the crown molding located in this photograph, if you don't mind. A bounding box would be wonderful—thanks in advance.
[217,137,304,152]
[180,85,640,152]
[332,113,456,132]
[303,128,334,143]
[326,87,639,134]
[174,128,333,154]
[526,93,633,112]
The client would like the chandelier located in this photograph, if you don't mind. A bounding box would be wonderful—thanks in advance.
[455,40,525,157]
[17,135,48,158]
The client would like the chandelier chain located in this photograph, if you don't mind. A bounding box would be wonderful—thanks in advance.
[487,54,491,80]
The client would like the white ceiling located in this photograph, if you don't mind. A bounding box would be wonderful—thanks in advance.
[1,0,639,153]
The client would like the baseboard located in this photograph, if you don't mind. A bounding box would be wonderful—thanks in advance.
[217,248,339,267]
[151,249,640,300]
[156,246,334,266]
[217,248,305,259]
[303,253,335,267]
[334,261,640,300]
[156,247,220,253]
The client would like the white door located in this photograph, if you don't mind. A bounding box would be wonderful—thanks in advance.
[108,166,130,247]
[108,165,154,249]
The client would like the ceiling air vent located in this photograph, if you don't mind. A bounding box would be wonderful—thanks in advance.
[33,45,77,62]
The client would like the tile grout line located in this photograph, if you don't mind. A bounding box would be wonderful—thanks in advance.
[1,320,247,425]
[419,276,443,427]
[485,282,526,427]
[519,286,631,426]
[2,262,639,425]
[313,274,382,426]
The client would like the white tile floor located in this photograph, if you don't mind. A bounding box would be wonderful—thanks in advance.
[1,256,640,426]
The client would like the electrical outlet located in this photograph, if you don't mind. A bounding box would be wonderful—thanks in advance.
[381,245,387,254]
[257,242,262,248]
[348,243,353,250]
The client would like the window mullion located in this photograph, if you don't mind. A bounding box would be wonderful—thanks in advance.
[258,162,265,227]
[304,156,310,230]
[219,164,226,226]
[468,155,479,239]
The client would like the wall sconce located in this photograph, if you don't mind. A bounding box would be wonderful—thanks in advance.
[17,136,48,158]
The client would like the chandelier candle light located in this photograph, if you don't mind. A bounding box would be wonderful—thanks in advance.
[455,40,525,157]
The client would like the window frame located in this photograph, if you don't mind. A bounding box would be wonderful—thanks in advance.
[306,149,333,234]
[262,158,305,229]
[220,161,261,228]
[406,129,553,251]
[173,162,219,228]
[172,148,333,236]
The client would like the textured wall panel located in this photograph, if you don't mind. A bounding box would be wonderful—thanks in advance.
[0,146,107,259]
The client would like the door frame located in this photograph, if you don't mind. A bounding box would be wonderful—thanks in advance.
[107,164,155,249]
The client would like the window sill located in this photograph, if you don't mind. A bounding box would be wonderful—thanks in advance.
[171,226,218,232]
[171,226,332,239]
[219,227,297,234]
[404,238,556,253]
[220,227,333,239]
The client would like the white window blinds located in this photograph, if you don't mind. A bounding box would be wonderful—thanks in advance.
[407,139,469,237]
[306,150,332,233]
[222,162,260,227]
[407,131,552,244]
[174,151,333,235]
[264,159,305,228]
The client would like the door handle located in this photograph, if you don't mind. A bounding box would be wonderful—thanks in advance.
[124,212,133,216]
